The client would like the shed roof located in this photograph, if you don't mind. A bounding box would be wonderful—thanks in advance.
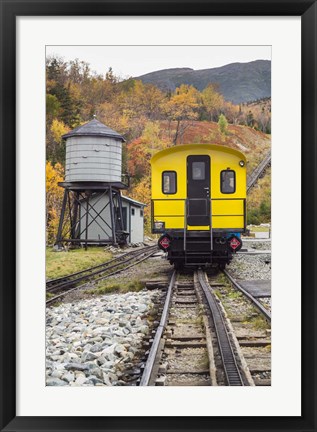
[122,195,146,207]
[62,119,126,141]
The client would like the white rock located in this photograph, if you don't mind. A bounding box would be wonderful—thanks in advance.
[114,344,127,356]
[75,375,88,385]
[62,372,75,383]
[46,377,68,386]
[81,351,98,362]
[51,370,63,379]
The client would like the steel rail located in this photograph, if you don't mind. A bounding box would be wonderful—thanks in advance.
[46,246,157,292]
[197,269,244,386]
[46,249,158,306]
[46,246,152,286]
[223,269,271,323]
[139,270,177,386]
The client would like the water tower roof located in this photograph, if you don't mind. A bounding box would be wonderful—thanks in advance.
[62,119,126,141]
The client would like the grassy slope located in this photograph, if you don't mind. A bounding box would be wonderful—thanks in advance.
[46,247,112,280]
[159,120,271,170]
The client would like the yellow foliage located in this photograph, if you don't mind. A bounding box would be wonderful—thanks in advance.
[164,85,200,121]
[50,119,69,143]
[67,81,82,100]
[46,162,64,244]
[202,84,224,119]
[142,121,170,153]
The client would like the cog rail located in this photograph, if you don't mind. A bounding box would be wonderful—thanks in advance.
[197,269,244,386]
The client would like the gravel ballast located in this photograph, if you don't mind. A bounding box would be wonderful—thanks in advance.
[46,290,161,386]
[228,239,271,311]
[228,252,271,280]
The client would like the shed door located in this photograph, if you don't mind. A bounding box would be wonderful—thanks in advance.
[186,155,210,226]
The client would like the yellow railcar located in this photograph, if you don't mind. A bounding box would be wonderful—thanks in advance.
[151,144,247,268]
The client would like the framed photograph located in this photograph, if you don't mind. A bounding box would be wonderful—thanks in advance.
[0,1,316,431]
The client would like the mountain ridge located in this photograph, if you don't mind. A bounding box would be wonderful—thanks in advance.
[135,60,271,104]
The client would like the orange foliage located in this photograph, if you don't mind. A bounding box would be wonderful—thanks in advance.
[129,175,151,233]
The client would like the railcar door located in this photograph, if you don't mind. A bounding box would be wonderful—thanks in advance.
[186,155,211,226]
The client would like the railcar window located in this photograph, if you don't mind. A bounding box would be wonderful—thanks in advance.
[162,171,177,194]
[192,162,205,180]
[221,170,236,193]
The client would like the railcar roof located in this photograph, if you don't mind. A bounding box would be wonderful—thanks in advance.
[151,143,246,163]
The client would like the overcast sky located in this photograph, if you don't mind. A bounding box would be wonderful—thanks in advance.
[46,45,271,78]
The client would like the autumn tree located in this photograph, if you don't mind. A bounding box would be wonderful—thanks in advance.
[48,82,82,127]
[127,121,169,181]
[223,101,240,124]
[129,176,151,234]
[46,119,69,164]
[105,67,118,84]
[246,110,255,127]
[46,56,68,86]
[202,83,225,121]
[68,58,92,84]
[163,84,200,145]
[46,162,64,244]
[139,83,165,119]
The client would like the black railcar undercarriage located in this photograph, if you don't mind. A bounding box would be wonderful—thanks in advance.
[158,229,243,269]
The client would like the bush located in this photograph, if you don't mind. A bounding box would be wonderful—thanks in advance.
[218,114,228,135]
[247,199,271,225]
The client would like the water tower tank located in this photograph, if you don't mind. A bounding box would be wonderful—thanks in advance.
[62,119,125,183]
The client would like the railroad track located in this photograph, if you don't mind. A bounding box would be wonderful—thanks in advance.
[140,269,250,386]
[223,269,271,322]
[214,270,271,386]
[46,245,158,306]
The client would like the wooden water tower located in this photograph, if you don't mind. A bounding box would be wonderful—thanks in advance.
[55,118,129,248]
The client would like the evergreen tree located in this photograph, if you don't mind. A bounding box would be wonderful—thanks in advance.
[218,114,228,135]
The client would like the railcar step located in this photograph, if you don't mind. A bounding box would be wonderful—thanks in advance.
[186,240,212,244]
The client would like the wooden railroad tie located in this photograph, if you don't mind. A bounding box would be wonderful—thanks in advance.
[238,339,271,347]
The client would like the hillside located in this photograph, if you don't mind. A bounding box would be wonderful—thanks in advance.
[157,120,271,171]
[135,60,271,104]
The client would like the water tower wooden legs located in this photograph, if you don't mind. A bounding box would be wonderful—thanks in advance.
[109,186,116,246]
[55,186,128,248]
[55,190,68,248]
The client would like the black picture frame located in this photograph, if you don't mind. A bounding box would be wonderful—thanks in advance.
[0,1,316,431]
